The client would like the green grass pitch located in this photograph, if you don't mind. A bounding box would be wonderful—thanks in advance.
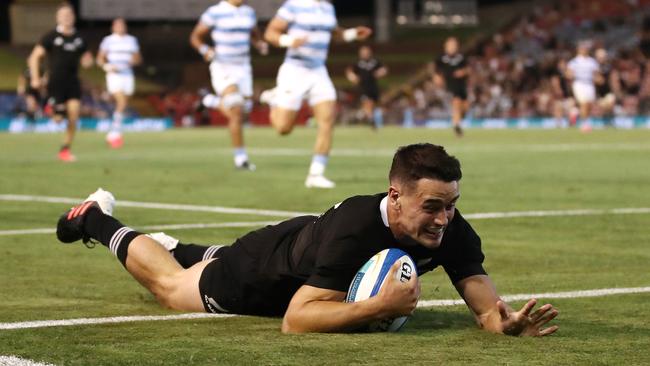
[1,127,649,365]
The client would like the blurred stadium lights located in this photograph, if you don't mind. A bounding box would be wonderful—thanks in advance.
[396,0,478,27]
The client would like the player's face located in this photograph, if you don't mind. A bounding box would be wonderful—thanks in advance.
[392,178,459,249]
[112,19,127,35]
[359,46,372,59]
[56,6,75,28]
[445,38,458,55]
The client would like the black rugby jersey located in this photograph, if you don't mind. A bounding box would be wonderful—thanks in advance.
[39,28,87,82]
[216,193,486,316]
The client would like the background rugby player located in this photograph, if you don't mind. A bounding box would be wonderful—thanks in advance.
[261,0,372,188]
[96,18,142,149]
[346,45,388,129]
[190,0,268,171]
[28,2,93,162]
[433,37,469,137]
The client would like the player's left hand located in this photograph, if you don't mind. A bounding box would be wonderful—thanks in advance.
[255,41,269,56]
[356,26,373,40]
[498,299,559,337]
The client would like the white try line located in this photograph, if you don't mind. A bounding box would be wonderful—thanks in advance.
[0,355,56,366]
[0,221,280,237]
[1,286,649,331]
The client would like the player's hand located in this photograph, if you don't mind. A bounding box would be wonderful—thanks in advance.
[102,64,118,73]
[255,40,269,55]
[498,299,559,337]
[30,78,41,90]
[376,262,420,317]
[290,36,308,48]
[355,26,373,41]
[453,69,466,78]
[203,48,216,62]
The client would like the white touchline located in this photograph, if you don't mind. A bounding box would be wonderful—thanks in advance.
[0,355,56,366]
[1,286,649,331]
[416,286,650,307]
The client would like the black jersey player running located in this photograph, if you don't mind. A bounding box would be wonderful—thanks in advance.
[28,2,93,162]
[346,45,388,128]
[56,143,558,335]
[433,37,469,137]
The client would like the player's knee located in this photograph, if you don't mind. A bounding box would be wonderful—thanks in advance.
[222,92,244,110]
[149,276,182,309]
[277,124,293,135]
[271,116,294,135]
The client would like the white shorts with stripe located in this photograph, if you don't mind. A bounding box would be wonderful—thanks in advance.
[274,62,337,111]
[106,73,135,96]
[209,61,253,97]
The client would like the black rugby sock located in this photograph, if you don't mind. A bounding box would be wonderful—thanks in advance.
[172,243,223,268]
[84,209,142,267]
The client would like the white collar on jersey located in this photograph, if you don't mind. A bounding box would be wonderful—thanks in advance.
[379,196,389,227]
[56,25,76,34]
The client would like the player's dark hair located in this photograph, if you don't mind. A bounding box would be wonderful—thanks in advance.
[57,2,73,11]
[389,143,461,188]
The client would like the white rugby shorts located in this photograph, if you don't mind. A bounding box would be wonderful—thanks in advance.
[209,61,253,97]
[572,81,596,104]
[274,62,336,110]
[106,73,135,96]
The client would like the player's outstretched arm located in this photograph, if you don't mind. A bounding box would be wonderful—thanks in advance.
[27,45,46,89]
[332,26,372,43]
[251,27,269,55]
[80,51,94,68]
[283,263,419,333]
[189,22,215,62]
[454,274,559,336]
[131,50,143,67]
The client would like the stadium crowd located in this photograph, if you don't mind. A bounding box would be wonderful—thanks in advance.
[5,0,650,127]
[393,0,650,125]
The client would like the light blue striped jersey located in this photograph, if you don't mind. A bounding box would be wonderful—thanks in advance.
[200,1,257,64]
[276,0,337,69]
[99,34,140,75]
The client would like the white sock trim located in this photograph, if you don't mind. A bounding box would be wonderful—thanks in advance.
[202,245,224,261]
[109,227,134,256]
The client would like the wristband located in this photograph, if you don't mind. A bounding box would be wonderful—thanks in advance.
[199,44,209,55]
[279,34,295,48]
[342,28,358,42]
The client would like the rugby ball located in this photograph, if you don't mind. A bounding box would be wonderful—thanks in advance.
[345,248,417,332]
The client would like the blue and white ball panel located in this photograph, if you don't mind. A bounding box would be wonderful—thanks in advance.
[345,248,417,332]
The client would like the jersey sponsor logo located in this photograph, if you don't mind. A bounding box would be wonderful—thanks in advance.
[63,43,80,51]
[54,37,64,46]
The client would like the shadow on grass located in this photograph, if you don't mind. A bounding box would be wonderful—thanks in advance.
[403,308,475,333]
